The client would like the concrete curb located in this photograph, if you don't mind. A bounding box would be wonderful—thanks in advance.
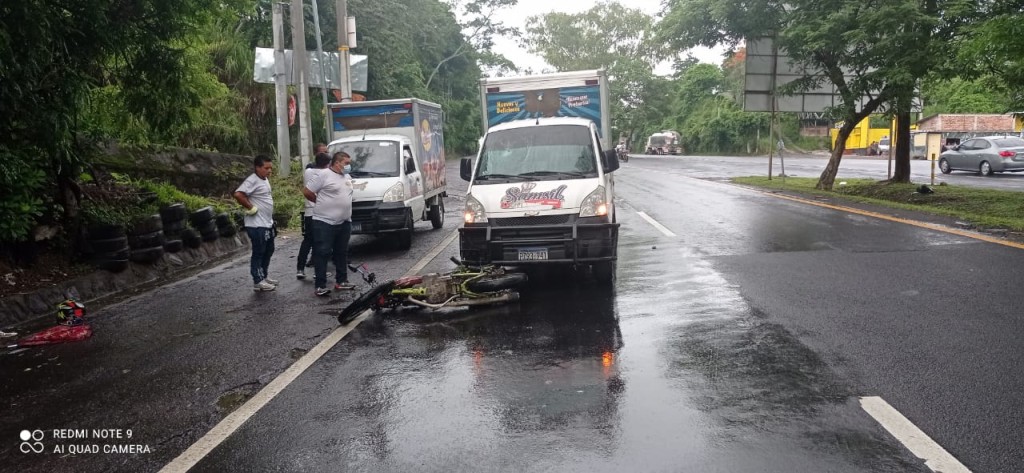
[0,234,251,328]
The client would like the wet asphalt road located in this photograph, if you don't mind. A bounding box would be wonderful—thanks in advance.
[4,154,1024,472]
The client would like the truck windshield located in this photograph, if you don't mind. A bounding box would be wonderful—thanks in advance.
[476,125,598,183]
[649,137,668,146]
[330,141,400,177]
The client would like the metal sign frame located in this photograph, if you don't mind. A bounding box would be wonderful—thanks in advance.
[743,37,921,114]
[253,48,368,92]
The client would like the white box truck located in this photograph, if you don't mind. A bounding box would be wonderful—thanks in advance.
[328,98,447,250]
[459,70,620,283]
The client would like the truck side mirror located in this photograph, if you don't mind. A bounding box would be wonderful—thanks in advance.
[461,157,473,181]
[405,157,416,175]
[602,149,620,173]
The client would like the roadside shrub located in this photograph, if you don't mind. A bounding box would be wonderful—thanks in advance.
[0,146,48,241]
[270,160,307,229]
[135,179,227,213]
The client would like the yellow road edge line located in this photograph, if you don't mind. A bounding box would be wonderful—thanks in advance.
[747,186,1024,250]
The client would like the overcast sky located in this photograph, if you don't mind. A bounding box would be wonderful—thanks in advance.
[480,0,727,76]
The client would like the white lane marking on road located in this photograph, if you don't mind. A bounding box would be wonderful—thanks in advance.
[160,228,461,473]
[636,211,677,237]
[859,396,972,473]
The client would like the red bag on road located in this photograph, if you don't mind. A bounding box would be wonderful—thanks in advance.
[17,324,93,347]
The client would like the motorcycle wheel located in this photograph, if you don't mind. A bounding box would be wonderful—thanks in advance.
[466,273,528,293]
[339,281,395,325]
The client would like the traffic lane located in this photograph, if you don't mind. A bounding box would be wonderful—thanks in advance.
[616,166,1023,472]
[712,244,1024,473]
[194,220,926,471]
[614,164,975,257]
[625,153,1024,191]
[0,179,464,473]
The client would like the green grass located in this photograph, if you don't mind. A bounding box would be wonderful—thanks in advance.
[136,179,229,213]
[731,176,1024,232]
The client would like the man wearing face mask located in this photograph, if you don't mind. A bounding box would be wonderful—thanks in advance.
[303,151,357,296]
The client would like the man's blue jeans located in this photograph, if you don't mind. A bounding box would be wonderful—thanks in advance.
[312,220,351,289]
[246,227,275,284]
[297,215,314,271]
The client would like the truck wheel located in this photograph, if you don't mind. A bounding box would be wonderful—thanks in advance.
[396,212,413,250]
[429,198,445,229]
[592,261,616,285]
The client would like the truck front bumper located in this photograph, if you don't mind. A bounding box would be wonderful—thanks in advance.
[351,201,408,234]
[459,216,619,265]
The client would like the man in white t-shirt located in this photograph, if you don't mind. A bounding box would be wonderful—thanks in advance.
[303,151,356,296]
[233,155,277,291]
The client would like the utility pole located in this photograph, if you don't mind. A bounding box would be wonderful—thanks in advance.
[272,2,291,176]
[310,0,332,143]
[291,0,313,169]
[336,0,353,102]
[767,37,779,180]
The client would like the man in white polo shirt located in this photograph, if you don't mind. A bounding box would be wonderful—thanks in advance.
[233,155,277,291]
[303,151,356,296]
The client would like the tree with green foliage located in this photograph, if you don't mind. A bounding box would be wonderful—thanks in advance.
[0,0,498,252]
[956,1,1024,110]
[523,1,667,147]
[660,0,968,189]
[430,0,519,85]
[0,0,226,243]
[921,78,1011,116]
[662,62,773,154]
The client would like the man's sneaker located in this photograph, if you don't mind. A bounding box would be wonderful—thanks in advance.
[315,287,331,297]
[265,278,279,286]
[254,280,276,292]
[296,270,306,280]
[334,282,356,291]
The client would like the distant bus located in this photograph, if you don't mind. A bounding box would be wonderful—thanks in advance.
[645,131,681,155]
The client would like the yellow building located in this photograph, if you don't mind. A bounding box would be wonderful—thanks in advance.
[829,117,917,154]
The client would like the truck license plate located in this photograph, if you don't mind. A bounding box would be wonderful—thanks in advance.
[350,222,362,232]
[518,248,548,261]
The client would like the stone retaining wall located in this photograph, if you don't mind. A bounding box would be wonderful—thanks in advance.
[1,234,249,327]
[93,143,255,196]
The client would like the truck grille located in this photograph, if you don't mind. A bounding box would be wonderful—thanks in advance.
[491,215,572,227]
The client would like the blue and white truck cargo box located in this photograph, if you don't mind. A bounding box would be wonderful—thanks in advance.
[328,98,447,249]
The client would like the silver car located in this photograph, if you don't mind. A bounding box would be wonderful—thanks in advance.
[938,135,1024,176]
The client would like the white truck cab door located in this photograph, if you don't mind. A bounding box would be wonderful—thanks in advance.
[594,127,615,222]
[403,145,427,218]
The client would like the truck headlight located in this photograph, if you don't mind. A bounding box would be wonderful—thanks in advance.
[578,186,608,218]
[464,194,488,224]
[382,182,405,202]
